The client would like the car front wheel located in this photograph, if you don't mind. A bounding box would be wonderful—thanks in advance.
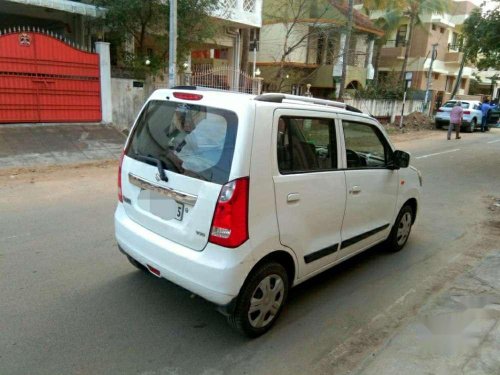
[386,205,414,252]
[227,262,289,338]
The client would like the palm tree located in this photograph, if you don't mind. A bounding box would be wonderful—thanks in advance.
[372,10,404,83]
[395,0,449,82]
[364,0,449,82]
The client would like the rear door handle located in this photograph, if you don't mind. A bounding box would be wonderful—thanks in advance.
[349,186,361,195]
[287,193,300,203]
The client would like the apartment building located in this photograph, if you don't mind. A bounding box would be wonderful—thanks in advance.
[255,0,383,97]
[366,0,479,109]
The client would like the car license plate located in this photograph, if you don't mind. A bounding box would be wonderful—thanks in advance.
[175,202,184,221]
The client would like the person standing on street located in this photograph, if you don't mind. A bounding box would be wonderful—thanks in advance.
[481,99,490,132]
[448,101,463,140]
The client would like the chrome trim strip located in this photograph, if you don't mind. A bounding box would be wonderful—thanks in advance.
[128,173,198,205]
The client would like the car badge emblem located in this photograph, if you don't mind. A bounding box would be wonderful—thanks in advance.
[19,33,31,47]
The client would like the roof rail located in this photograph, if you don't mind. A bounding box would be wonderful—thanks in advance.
[254,93,347,109]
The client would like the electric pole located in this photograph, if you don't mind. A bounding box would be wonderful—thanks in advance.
[168,0,177,88]
[424,43,438,113]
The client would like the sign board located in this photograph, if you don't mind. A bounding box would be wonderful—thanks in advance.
[405,72,413,81]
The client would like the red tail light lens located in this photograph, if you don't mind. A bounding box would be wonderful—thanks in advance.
[463,110,471,114]
[437,108,444,112]
[173,92,203,101]
[118,150,125,202]
[209,177,249,248]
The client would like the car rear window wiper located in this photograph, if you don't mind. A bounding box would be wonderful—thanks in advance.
[133,153,168,182]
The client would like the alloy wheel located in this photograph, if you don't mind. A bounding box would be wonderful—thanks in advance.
[248,274,285,328]
[396,212,412,246]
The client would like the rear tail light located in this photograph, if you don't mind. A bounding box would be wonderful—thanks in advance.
[209,177,249,248]
[118,150,125,202]
[463,110,471,114]
[173,92,203,101]
[437,108,444,112]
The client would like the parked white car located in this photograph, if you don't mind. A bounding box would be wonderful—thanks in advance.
[115,88,422,337]
[435,100,483,132]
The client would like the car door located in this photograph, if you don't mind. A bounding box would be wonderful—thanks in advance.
[339,117,399,256]
[272,109,347,277]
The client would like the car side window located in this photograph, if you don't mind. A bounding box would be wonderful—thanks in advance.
[342,120,392,169]
[277,116,337,173]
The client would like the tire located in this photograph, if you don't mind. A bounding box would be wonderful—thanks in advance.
[467,119,476,133]
[435,122,442,129]
[227,262,289,338]
[386,205,414,252]
[127,255,148,272]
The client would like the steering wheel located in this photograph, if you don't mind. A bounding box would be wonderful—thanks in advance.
[346,149,362,168]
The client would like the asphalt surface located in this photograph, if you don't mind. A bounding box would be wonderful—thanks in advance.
[1,129,499,375]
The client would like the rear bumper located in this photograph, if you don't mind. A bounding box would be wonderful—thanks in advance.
[114,204,254,306]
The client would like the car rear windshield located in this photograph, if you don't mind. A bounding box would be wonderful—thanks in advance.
[444,101,470,109]
[126,100,238,185]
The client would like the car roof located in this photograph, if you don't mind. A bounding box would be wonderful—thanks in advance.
[149,87,374,122]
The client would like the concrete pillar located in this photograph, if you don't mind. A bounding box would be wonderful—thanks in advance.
[366,37,375,81]
[95,42,113,124]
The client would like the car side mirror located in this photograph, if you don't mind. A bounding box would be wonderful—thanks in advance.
[392,150,410,169]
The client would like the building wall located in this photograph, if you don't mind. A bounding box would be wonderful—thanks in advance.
[111,78,147,129]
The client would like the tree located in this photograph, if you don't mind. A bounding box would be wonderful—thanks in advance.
[92,0,218,76]
[338,0,354,100]
[461,4,500,70]
[372,11,403,84]
[262,0,343,92]
[364,0,449,82]
[396,0,449,82]
[450,3,500,98]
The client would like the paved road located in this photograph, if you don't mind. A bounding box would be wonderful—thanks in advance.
[1,129,499,375]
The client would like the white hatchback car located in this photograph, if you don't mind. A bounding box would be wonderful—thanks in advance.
[115,88,422,337]
[435,100,483,132]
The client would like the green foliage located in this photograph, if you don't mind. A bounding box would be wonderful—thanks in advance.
[92,0,218,77]
[462,4,500,70]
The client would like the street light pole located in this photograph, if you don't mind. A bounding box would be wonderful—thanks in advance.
[168,0,177,88]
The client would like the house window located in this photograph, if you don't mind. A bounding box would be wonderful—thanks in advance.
[432,24,437,31]
[396,25,407,47]
[249,28,260,51]
[440,27,445,34]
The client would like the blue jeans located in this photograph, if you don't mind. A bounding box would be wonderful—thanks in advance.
[481,116,488,131]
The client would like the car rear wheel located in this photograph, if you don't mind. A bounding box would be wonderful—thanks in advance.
[227,262,289,338]
[386,205,414,252]
[435,122,442,129]
[467,119,476,133]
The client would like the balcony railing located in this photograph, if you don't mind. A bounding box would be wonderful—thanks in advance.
[211,0,262,28]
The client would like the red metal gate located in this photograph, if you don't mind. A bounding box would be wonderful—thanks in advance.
[0,29,101,123]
